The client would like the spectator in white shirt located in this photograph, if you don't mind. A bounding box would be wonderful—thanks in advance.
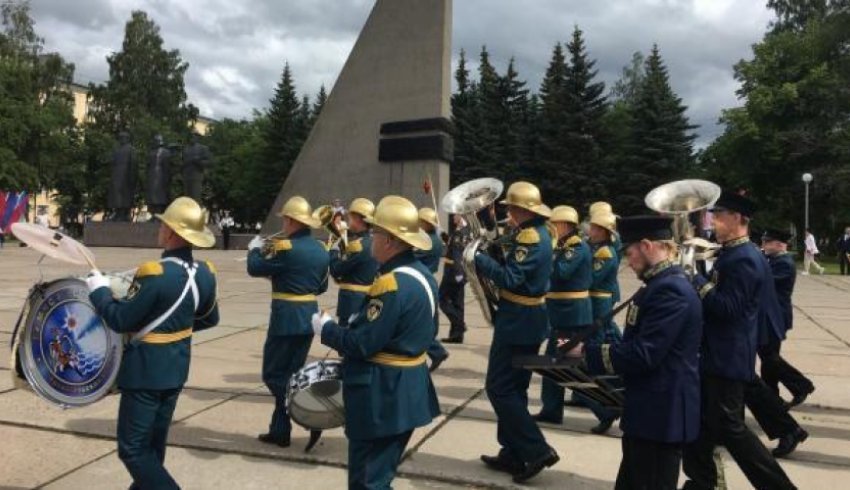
[803,228,825,275]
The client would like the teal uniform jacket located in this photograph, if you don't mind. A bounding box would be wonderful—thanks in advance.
[89,247,219,390]
[547,232,593,330]
[475,217,553,345]
[589,241,620,343]
[416,230,444,274]
[247,228,329,336]
[321,251,441,440]
[329,233,379,325]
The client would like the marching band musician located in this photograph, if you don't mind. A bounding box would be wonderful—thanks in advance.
[247,196,329,448]
[311,196,441,490]
[681,191,796,490]
[760,228,815,410]
[439,214,469,344]
[474,181,560,484]
[533,205,593,425]
[85,197,219,489]
[579,215,702,490]
[329,198,379,327]
[416,207,449,371]
[580,211,623,434]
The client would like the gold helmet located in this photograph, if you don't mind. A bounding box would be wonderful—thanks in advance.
[590,212,617,234]
[276,196,321,228]
[550,205,579,225]
[500,181,552,218]
[418,207,439,228]
[348,198,375,219]
[155,197,216,248]
[589,201,613,217]
[366,195,431,250]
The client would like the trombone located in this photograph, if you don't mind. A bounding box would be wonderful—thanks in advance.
[234,230,287,261]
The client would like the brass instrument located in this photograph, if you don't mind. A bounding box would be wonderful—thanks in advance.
[644,179,722,276]
[441,177,505,324]
[313,204,349,251]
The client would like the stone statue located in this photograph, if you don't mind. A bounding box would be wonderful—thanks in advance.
[146,134,171,215]
[182,132,211,201]
[108,132,136,222]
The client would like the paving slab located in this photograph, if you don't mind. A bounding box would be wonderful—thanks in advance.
[42,444,460,490]
[0,424,114,489]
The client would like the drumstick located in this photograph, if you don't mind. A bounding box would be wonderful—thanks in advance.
[74,241,99,271]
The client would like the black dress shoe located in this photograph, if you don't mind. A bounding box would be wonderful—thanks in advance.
[513,448,560,483]
[773,428,808,458]
[532,412,563,425]
[258,433,291,447]
[442,336,464,344]
[786,389,813,410]
[591,417,615,435]
[429,353,449,372]
[480,454,522,475]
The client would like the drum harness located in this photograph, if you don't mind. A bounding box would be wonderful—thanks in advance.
[130,257,199,344]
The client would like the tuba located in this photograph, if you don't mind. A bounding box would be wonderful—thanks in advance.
[441,178,505,324]
[313,204,348,251]
[645,179,722,276]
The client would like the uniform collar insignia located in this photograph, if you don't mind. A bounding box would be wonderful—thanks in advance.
[641,259,673,281]
[723,236,750,249]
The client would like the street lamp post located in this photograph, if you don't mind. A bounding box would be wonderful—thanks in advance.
[803,173,813,231]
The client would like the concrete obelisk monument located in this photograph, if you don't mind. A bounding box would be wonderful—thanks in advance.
[263,0,453,232]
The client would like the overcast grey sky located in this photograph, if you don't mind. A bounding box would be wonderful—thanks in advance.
[30,0,774,145]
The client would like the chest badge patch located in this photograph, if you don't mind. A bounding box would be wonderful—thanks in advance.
[366,299,384,322]
[515,246,529,263]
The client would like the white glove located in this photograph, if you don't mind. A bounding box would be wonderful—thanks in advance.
[455,274,464,283]
[311,311,333,336]
[248,235,263,251]
[85,270,110,292]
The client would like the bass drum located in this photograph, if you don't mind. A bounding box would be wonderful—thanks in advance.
[287,360,345,430]
[11,276,127,408]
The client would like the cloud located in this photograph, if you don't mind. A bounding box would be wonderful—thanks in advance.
[29,0,775,145]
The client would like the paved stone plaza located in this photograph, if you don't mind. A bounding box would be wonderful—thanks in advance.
[2,246,850,489]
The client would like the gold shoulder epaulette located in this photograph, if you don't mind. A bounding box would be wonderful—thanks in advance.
[205,260,217,274]
[273,239,293,252]
[516,228,540,245]
[566,236,582,247]
[136,261,164,278]
[369,272,398,296]
[346,239,363,254]
[594,246,613,260]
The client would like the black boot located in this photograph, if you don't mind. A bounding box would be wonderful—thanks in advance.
[513,448,560,483]
[773,428,808,458]
[258,433,290,447]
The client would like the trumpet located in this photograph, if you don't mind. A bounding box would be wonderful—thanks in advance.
[234,230,286,261]
[313,205,348,251]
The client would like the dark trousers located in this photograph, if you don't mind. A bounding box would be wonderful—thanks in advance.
[222,228,230,250]
[615,437,681,490]
[745,376,800,440]
[438,277,465,339]
[348,431,413,490]
[486,337,550,464]
[682,375,796,490]
[841,252,850,275]
[117,389,181,490]
[760,341,814,398]
[262,334,313,438]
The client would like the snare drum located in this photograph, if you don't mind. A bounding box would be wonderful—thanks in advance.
[287,360,345,430]
[10,274,129,408]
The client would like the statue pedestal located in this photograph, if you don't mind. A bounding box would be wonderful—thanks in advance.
[83,222,253,249]
[84,222,161,248]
